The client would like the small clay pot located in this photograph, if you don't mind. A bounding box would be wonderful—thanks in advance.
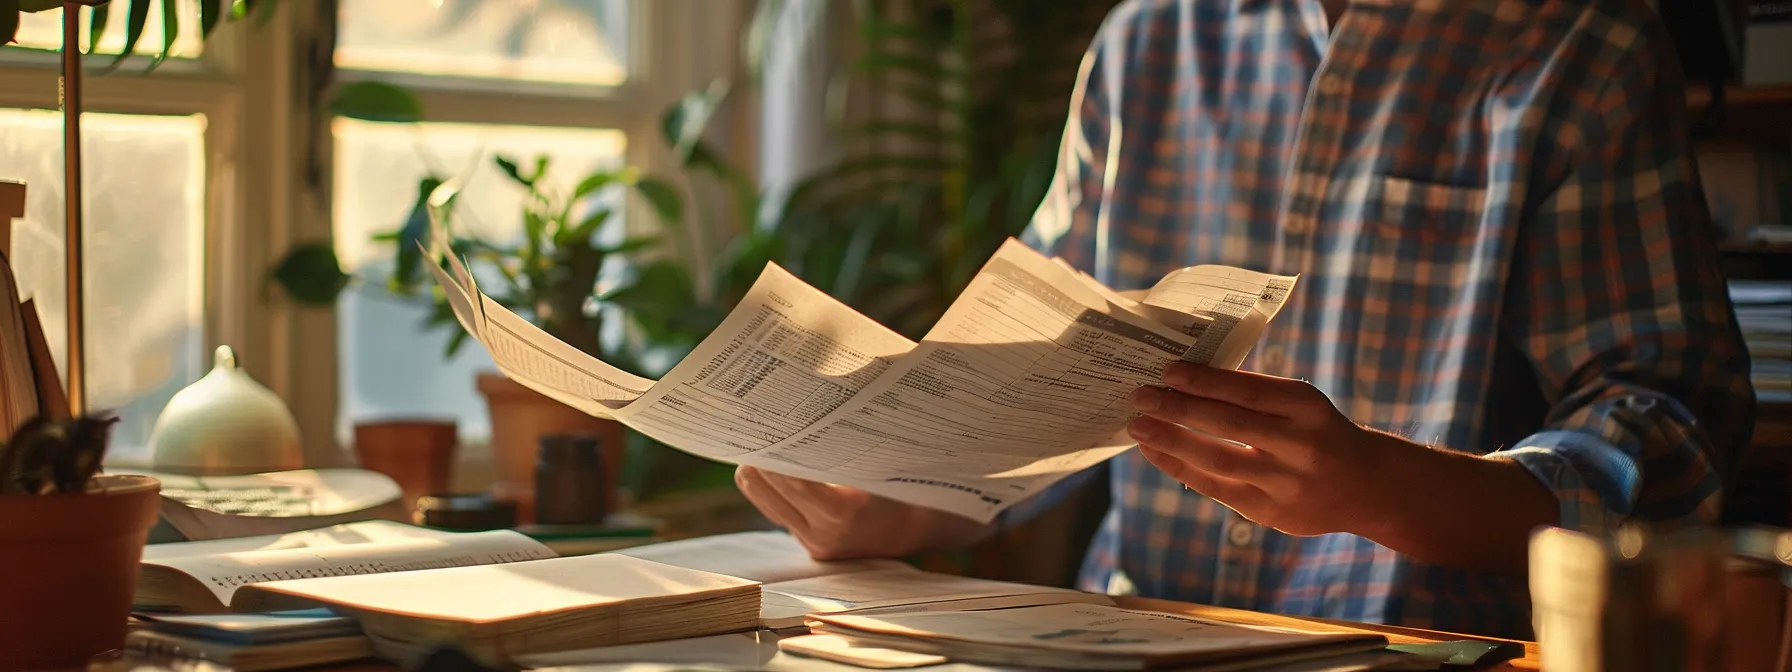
[477,372,626,523]
[0,473,161,670]
[354,419,458,516]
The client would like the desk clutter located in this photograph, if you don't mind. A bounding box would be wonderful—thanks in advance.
[104,525,1490,672]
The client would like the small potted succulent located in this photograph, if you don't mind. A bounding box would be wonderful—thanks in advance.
[0,413,161,669]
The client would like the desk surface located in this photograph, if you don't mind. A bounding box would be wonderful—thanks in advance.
[1115,596,1540,670]
[308,596,1540,671]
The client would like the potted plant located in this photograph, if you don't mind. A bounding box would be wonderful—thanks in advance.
[271,154,686,520]
[0,413,160,669]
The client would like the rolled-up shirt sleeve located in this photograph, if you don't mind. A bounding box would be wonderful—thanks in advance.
[1488,38,1755,536]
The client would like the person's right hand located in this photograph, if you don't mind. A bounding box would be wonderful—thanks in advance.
[734,466,994,561]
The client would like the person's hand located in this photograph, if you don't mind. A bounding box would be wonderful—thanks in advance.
[1127,361,1405,538]
[734,466,994,561]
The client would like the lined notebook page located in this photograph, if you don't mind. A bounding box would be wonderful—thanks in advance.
[143,521,465,562]
[148,529,554,606]
[235,554,760,623]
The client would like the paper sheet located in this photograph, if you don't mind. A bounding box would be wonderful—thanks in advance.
[763,568,1106,616]
[736,240,1281,521]
[613,531,912,584]
[810,603,1379,657]
[611,264,914,460]
[425,236,1296,523]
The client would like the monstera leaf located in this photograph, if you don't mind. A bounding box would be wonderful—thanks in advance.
[2,0,274,71]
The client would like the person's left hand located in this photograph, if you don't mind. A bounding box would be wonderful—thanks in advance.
[1127,361,1404,537]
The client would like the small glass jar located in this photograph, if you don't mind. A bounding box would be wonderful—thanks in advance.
[533,433,609,525]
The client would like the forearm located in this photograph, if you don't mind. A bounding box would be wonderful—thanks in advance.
[1350,430,1558,576]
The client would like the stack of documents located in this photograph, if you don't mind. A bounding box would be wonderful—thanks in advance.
[616,531,1116,628]
[126,609,372,671]
[222,553,762,667]
[1730,280,1792,403]
[801,603,1389,670]
[424,226,1298,523]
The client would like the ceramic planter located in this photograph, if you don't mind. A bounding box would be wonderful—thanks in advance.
[476,372,626,522]
[353,419,459,518]
[0,474,160,670]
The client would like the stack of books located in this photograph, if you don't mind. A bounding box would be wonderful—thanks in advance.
[1731,280,1792,404]
[127,525,1396,670]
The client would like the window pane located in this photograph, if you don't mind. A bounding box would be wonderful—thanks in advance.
[332,118,627,445]
[0,109,207,463]
[12,0,204,59]
[335,0,628,86]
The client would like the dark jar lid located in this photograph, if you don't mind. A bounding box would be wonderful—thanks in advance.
[537,433,603,468]
[414,493,517,531]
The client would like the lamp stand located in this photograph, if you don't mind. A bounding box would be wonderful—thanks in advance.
[59,1,85,416]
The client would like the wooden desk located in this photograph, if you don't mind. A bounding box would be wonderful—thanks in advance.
[295,596,1540,671]
[1117,597,1540,670]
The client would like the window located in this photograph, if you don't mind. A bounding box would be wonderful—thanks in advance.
[0,110,206,461]
[323,0,741,458]
[0,1,222,465]
[0,0,737,467]
[333,118,627,445]
[334,0,629,86]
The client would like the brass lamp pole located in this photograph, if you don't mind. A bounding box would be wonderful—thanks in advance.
[59,0,100,415]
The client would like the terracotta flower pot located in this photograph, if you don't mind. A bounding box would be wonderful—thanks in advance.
[477,372,626,522]
[0,474,161,670]
[353,419,458,517]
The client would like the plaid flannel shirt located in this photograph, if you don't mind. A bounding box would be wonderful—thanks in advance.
[1006,0,1755,639]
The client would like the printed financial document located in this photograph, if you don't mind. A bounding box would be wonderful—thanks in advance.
[426,237,1296,523]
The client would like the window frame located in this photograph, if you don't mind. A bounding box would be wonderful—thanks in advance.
[0,0,757,470]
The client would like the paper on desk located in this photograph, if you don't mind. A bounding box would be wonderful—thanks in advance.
[762,568,1111,620]
[613,531,911,584]
[808,603,1383,659]
[424,236,1295,522]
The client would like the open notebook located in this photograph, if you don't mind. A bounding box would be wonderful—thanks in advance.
[225,553,760,668]
[615,531,1115,628]
[137,522,556,612]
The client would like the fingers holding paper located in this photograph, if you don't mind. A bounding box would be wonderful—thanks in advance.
[734,466,994,562]
[1127,362,1394,538]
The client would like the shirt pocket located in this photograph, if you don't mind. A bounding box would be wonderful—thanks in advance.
[1348,176,1492,436]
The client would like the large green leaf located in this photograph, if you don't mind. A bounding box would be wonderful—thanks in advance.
[329,81,425,123]
[632,177,683,227]
[557,209,610,248]
[199,0,220,40]
[85,2,107,54]
[111,0,152,69]
[662,80,730,167]
[387,176,443,293]
[494,155,531,187]
[153,0,178,66]
[270,243,351,306]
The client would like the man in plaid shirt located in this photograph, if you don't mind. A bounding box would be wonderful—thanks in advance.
[734,0,1755,638]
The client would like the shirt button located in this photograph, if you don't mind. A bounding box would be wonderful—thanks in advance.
[1228,521,1255,547]
[1316,73,1346,96]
